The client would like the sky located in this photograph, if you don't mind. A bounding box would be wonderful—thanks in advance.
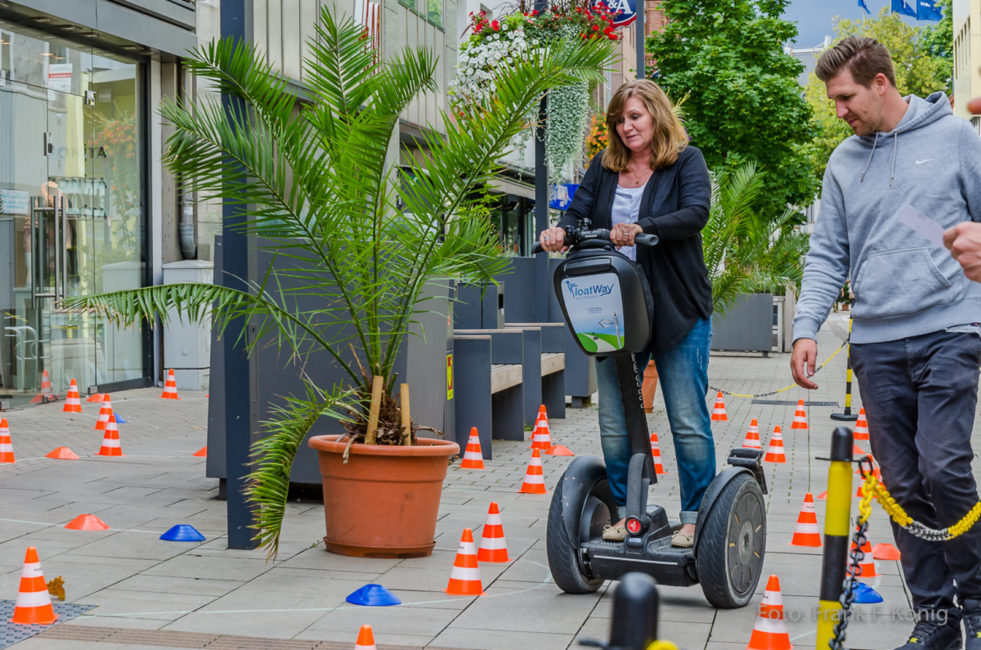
[782,0,928,47]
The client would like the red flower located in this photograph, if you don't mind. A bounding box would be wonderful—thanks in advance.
[531,9,538,14]
[491,19,500,30]
[592,24,599,30]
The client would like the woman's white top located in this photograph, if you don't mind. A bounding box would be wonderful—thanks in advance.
[611,184,645,261]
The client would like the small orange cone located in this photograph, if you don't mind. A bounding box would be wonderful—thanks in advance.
[95,394,113,431]
[193,446,207,457]
[872,542,901,561]
[853,444,868,458]
[445,528,484,595]
[354,624,377,650]
[764,426,787,463]
[10,547,58,625]
[545,444,574,456]
[64,514,110,531]
[851,530,878,578]
[791,399,808,430]
[817,490,828,500]
[63,378,82,413]
[518,449,546,494]
[161,369,180,399]
[854,408,869,441]
[46,447,79,460]
[711,392,728,421]
[790,493,821,547]
[0,418,15,464]
[746,575,792,650]
[649,433,667,474]
[477,502,510,563]
[460,427,485,469]
[31,369,58,403]
[86,392,105,403]
[97,414,123,456]
[529,408,552,451]
[742,419,762,450]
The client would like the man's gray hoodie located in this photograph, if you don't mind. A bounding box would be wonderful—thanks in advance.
[793,92,981,345]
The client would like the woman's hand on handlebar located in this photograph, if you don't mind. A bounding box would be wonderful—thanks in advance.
[610,223,643,248]
[540,227,568,252]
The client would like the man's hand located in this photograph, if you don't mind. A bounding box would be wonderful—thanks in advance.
[791,338,819,389]
[943,222,981,283]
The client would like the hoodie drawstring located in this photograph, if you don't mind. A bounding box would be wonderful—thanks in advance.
[860,132,879,183]
[889,131,898,187]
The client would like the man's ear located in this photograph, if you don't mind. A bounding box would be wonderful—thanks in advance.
[872,72,890,96]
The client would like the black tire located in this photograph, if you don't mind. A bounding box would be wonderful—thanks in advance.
[546,456,614,594]
[695,472,766,608]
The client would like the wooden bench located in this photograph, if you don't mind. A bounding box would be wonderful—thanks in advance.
[504,322,566,423]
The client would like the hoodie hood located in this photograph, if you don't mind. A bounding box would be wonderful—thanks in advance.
[857,92,951,186]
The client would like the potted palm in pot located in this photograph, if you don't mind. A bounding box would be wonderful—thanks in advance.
[63,7,613,559]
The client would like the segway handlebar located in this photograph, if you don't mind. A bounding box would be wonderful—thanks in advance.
[532,227,659,254]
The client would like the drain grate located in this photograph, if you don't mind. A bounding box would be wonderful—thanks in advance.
[751,399,839,407]
[0,599,94,649]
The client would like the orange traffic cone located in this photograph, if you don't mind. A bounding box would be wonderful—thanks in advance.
[546,445,574,456]
[854,408,869,441]
[851,531,878,579]
[460,427,485,469]
[86,392,105,403]
[193,446,207,457]
[742,419,762,450]
[354,624,377,650]
[63,378,82,413]
[478,502,510,563]
[161,369,180,399]
[10,547,58,625]
[0,418,15,464]
[95,394,112,431]
[711,392,728,421]
[97,414,123,456]
[872,542,901,561]
[649,433,667,474]
[746,575,792,650]
[853,444,868,458]
[764,426,787,463]
[46,447,79,460]
[817,490,827,500]
[64,514,110,531]
[530,408,552,451]
[518,449,546,494]
[790,493,821,547]
[791,399,808,430]
[445,528,484,595]
[31,369,57,403]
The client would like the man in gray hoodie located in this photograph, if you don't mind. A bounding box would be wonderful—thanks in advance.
[791,36,981,650]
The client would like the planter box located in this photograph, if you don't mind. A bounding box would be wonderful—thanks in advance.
[711,293,774,354]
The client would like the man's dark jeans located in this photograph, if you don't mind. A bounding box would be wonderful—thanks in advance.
[851,329,981,616]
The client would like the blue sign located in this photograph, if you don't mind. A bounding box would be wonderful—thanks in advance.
[595,0,636,27]
[0,189,29,215]
[549,183,579,211]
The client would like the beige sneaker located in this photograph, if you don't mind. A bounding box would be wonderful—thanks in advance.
[671,529,694,548]
[602,522,627,542]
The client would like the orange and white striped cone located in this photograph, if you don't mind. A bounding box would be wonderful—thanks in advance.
[63,378,82,413]
[161,368,180,399]
[649,433,667,474]
[0,418,15,464]
[791,399,808,430]
[742,419,762,450]
[354,624,377,650]
[460,427,485,469]
[764,426,787,463]
[790,493,821,547]
[746,574,792,650]
[518,448,546,494]
[445,528,484,595]
[529,411,552,451]
[854,407,869,441]
[477,502,510,563]
[10,546,58,625]
[31,369,57,403]
[710,391,728,421]
[851,531,878,579]
[95,394,113,431]
[97,415,123,456]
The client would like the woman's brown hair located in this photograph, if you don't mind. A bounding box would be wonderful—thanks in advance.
[602,79,688,173]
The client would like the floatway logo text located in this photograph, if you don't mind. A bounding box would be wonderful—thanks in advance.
[566,281,614,298]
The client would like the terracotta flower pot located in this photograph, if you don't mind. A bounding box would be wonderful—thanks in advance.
[308,434,460,558]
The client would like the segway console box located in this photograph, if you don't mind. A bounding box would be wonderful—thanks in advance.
[543,222,768,608]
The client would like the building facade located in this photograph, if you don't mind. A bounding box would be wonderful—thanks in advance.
[954,0,981,130]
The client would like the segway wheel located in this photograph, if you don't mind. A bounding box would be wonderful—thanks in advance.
[695,472,766,608]
[546,456,615,594]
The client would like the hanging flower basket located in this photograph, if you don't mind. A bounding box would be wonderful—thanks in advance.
[451,0,619,180]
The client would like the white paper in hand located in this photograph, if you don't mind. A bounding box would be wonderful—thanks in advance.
[897,205,944,249]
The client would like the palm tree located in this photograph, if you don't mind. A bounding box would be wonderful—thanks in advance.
[62,7,613,557]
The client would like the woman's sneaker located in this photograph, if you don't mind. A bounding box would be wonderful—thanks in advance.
[895,618,961,649]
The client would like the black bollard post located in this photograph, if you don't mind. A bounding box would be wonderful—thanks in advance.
[607,572,659,650]
[831,318,858,421]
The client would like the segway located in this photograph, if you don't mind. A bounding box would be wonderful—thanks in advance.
[539,221,768,608]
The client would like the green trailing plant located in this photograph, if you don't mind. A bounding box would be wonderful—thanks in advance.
[60,7,613,558]
[703,162,808,315]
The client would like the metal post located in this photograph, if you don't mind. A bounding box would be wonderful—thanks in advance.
[635,0,645,79]
[608,572,660,649]
[534,0,549,322]
[816,426,854,648]
[831,318,858,421]
[221,0,259,549]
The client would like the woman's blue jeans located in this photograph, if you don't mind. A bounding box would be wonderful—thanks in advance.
[595,318,715,525]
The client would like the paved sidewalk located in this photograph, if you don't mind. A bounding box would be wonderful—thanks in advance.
[1,312,980,649]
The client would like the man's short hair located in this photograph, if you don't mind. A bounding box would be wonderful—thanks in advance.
[815,35,897,88]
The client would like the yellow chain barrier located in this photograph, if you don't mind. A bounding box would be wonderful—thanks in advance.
[711,339,847,399]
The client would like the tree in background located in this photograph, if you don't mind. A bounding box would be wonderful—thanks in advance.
[647,0,819,223]
[804,5,953,178]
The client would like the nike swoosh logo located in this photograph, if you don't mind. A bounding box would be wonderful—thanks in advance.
[915,159,933,165]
